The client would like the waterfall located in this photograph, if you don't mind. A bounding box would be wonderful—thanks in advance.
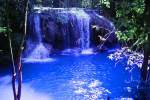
[73,9,91,50]
[34,13,42,42]
[54,8,91,50]
[23,7,115,60]
[27,43,49,59]
[24,13,51,61]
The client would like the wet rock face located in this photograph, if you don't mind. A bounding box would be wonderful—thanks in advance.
[25,7,116,57]
[39,11,83,50]
[89,11,117,49]
[91,25,117,48]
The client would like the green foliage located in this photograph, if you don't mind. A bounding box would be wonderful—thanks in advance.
[0,0,26,65]
[100,0,146,49]
[115,0,145,48]
[100,0,110,8]
[0,27,12,33]
[115,31,129,42]
[0,27,7,33]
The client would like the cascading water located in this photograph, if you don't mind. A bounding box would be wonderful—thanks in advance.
[70,9,91,50]
[34,13,42,42]
[23,13,52,62]
[23,7,115,60]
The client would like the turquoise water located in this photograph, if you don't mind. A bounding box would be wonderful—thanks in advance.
[21,52,140,100]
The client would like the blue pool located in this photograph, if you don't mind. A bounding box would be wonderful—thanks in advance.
[0,6,149,100]
[21,52,140,100]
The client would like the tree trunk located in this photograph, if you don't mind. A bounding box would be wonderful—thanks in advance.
[141,0,150,81]
[141,42,150,81]
[16,0,29,99]
[110,0,116,19]
[9,32,17,100]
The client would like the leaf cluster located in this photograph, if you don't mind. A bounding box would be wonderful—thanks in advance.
[100,0,146,49]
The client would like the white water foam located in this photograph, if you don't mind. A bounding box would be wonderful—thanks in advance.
[23,43,55,63]
[81,48,94,55]
[23,58,55,63]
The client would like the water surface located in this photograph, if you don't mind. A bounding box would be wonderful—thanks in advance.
[22,52,140,100]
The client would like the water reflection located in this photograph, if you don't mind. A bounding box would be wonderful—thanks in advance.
[0,53,144,100]
[70,79,111,100]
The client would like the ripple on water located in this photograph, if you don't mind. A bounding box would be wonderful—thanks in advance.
[70,79,111,100]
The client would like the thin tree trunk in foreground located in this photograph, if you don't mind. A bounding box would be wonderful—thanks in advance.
[8,32,17,100]
[16,0,29,100]
[7,0,29,100]
[6,0,18,99]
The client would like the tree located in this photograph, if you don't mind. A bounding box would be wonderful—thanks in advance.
[141,0,150,81]
[109,0,116,19]
[1,0,29,100]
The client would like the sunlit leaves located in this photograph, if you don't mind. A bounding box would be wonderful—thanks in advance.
[0,27,7,33]
[115,31,129,42]
[0,27,12,33]
[101,0,110,8]
[131,0,145,14]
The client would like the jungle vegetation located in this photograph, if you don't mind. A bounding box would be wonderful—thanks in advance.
[0,0,149,62]
[0,0,150,100]
[0,0,150,78]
